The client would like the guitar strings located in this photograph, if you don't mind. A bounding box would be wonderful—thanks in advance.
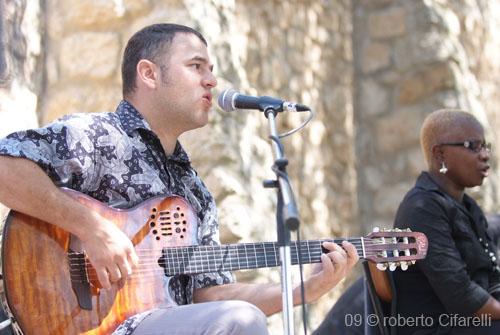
[65,238,417,278]
[66,239,372,258]
[66,243,402,262]
[65,245,390,264]
[66,241,415,268]
[65,238,380,261]
[67,250,414,284]
[66,244,412,262]
[66,248,414,279]
[66,242,412,259]
[66,249,398,282]
[66,241,416,282]
[66,249,403,270]
[66,244,384,268]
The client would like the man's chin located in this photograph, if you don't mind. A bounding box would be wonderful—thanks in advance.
[189,119,210,131]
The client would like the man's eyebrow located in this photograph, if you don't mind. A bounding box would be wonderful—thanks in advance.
[191,55,207,62]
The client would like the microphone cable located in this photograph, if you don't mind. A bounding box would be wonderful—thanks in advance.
[277,108,315,139]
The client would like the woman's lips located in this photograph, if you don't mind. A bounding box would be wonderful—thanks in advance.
[481,165,490,177]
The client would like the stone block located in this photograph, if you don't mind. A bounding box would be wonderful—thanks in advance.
[393,30,459,72]
[368,7,407,39]
[60,32,120,80]
[46,0,65,39]
[360,78,389,116]
[122,0,152,16]
[62,0,125,30]
[362,42,391,74]
[42,85,121,123]
[358,0,394,9]
[375,106,424,153]
[368,7,406,39]
[397,62,455,105]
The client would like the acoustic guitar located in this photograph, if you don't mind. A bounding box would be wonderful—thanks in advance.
[1,188,428,335]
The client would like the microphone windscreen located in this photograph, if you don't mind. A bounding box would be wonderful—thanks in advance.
[217,88,237,112]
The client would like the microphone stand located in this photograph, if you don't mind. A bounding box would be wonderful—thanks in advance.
[262,106,301,335]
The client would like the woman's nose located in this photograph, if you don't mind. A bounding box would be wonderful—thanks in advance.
[479,147,490,161]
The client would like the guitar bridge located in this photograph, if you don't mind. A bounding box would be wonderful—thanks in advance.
[68,249,92,310]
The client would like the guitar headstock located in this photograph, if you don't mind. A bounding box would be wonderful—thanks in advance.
[364,228,428,271]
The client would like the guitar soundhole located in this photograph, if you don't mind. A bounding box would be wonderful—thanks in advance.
[152,205,189,241]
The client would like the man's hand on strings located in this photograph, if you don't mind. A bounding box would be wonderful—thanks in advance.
[297,240,358,303]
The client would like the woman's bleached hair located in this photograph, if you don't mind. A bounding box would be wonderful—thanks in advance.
[420,109,481,167]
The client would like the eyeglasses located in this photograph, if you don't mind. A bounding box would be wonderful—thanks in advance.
[440,140,492,153]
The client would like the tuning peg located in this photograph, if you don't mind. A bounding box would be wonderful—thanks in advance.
[377,263,388,271]
[373,227,380,232]
[400,261,408,271]
[389,262,397,271]
[411,260,416,265]
[402,236,411,260]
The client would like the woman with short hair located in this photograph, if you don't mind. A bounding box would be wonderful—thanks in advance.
[393,109,500,335]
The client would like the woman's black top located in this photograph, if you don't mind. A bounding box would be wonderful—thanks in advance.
[393,172,500,334]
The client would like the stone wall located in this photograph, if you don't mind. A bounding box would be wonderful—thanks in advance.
[1,0,500,333]
[353,0,500,231]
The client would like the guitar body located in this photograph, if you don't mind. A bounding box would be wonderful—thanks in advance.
[1,189,197,335]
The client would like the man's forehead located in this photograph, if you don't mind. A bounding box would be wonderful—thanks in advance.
[170,32,210,58]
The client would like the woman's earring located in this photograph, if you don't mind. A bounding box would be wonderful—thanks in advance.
[439,162,448,174]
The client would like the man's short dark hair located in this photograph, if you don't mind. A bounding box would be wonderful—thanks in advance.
[121,23,207,97]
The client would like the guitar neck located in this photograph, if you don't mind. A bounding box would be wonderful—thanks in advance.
[161,238,364,276]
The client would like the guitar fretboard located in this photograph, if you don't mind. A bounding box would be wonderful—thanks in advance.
[160,238,364,276]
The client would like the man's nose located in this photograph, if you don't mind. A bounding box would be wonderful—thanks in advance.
[203,72,217,88]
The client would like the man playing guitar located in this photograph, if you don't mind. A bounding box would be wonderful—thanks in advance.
[0,23,359,335]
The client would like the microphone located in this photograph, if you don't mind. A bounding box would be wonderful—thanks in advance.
[217,88,310,113]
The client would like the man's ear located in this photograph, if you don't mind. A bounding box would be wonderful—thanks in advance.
[136,59,158,89]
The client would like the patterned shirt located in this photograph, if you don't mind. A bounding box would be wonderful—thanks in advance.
[0,100,234,334]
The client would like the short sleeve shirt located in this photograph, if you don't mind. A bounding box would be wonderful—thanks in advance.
[0,100,235,334]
